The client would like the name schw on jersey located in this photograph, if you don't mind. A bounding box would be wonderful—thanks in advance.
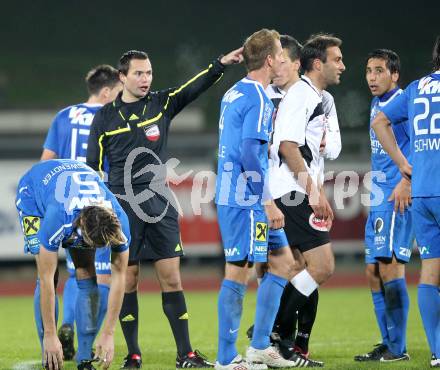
[413,77,440,153]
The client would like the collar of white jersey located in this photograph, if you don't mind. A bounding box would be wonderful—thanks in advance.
[267,84,286,96]
[241,77,264,89]
[300,75,322,97]
[274,84,286,95]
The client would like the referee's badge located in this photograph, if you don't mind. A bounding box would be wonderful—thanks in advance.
[309,214,328,232]
[144,124,160,142]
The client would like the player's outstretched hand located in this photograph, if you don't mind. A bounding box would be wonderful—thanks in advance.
[220,47,244,65]
[389,177,411,214]
[264,201,285,230]
[43,334,64,370]
[94,332,114,369]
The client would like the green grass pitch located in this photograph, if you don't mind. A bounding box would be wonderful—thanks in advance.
[0,287,431,369]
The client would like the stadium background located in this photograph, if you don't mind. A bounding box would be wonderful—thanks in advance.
[1,0,438,262]
[0,1,436,277]
[0,1,439,368]
[1,0,439,268]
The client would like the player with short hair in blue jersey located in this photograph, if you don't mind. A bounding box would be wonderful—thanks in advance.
[355,49,414,363]
[372,36,440,368]
[41,64,121,361]
[214,29,321,370]
[15,159,130,370]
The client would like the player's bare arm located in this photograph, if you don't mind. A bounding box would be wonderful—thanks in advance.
[37,247,64,370]
[40,149,58,161]
[372,111,412,180]
[94,249,128,369]
[279,140,327,219]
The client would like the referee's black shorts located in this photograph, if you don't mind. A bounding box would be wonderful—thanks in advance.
[275,191,331,253]
[111,184,183,264]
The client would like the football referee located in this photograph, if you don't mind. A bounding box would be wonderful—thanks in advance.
[87,47,242,369]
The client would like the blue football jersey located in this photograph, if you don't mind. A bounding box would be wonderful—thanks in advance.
[382,72,440,198]
[16,159,130,253]
[369,88,411,210]
[215,78,274,210]
[44,103,103,162]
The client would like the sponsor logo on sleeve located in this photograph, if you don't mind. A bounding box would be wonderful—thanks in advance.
[23,216,40,236]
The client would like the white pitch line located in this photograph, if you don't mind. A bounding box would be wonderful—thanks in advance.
[11,360,42,370]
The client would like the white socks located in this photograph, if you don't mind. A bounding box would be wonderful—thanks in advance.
[290,269,318,297]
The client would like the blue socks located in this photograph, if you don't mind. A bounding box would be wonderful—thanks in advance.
[97,284,110,330]
[251,273,288,350]
[217,274,288,364]
[383,278,409,356]
[75,278,99,363]
[371,290,389,346]
[34,279,59,353]
[62,277,109,335]
[217,279,246,365]
[34,279,44,351]
[418,284,440,357]
[62,274,78,327]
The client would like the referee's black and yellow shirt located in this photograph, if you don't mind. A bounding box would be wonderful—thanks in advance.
[86,59,225,187]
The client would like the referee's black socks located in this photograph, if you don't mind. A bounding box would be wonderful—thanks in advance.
[119,291,142,356]
[162,291,192,357]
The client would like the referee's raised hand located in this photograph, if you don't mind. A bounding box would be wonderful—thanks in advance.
[220,47,244,65]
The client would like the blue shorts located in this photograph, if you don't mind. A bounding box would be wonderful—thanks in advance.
[364,209,414,264]
[268,228,289,251]
[66,247,112,276]
[217,205,288,263]
[412,197,440,259]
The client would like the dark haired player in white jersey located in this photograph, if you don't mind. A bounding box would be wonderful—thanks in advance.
[354,49,413,363]
[272,36,341,360]
[267,33,345,363]
[41,65,121,363]
[373,35,440,368]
